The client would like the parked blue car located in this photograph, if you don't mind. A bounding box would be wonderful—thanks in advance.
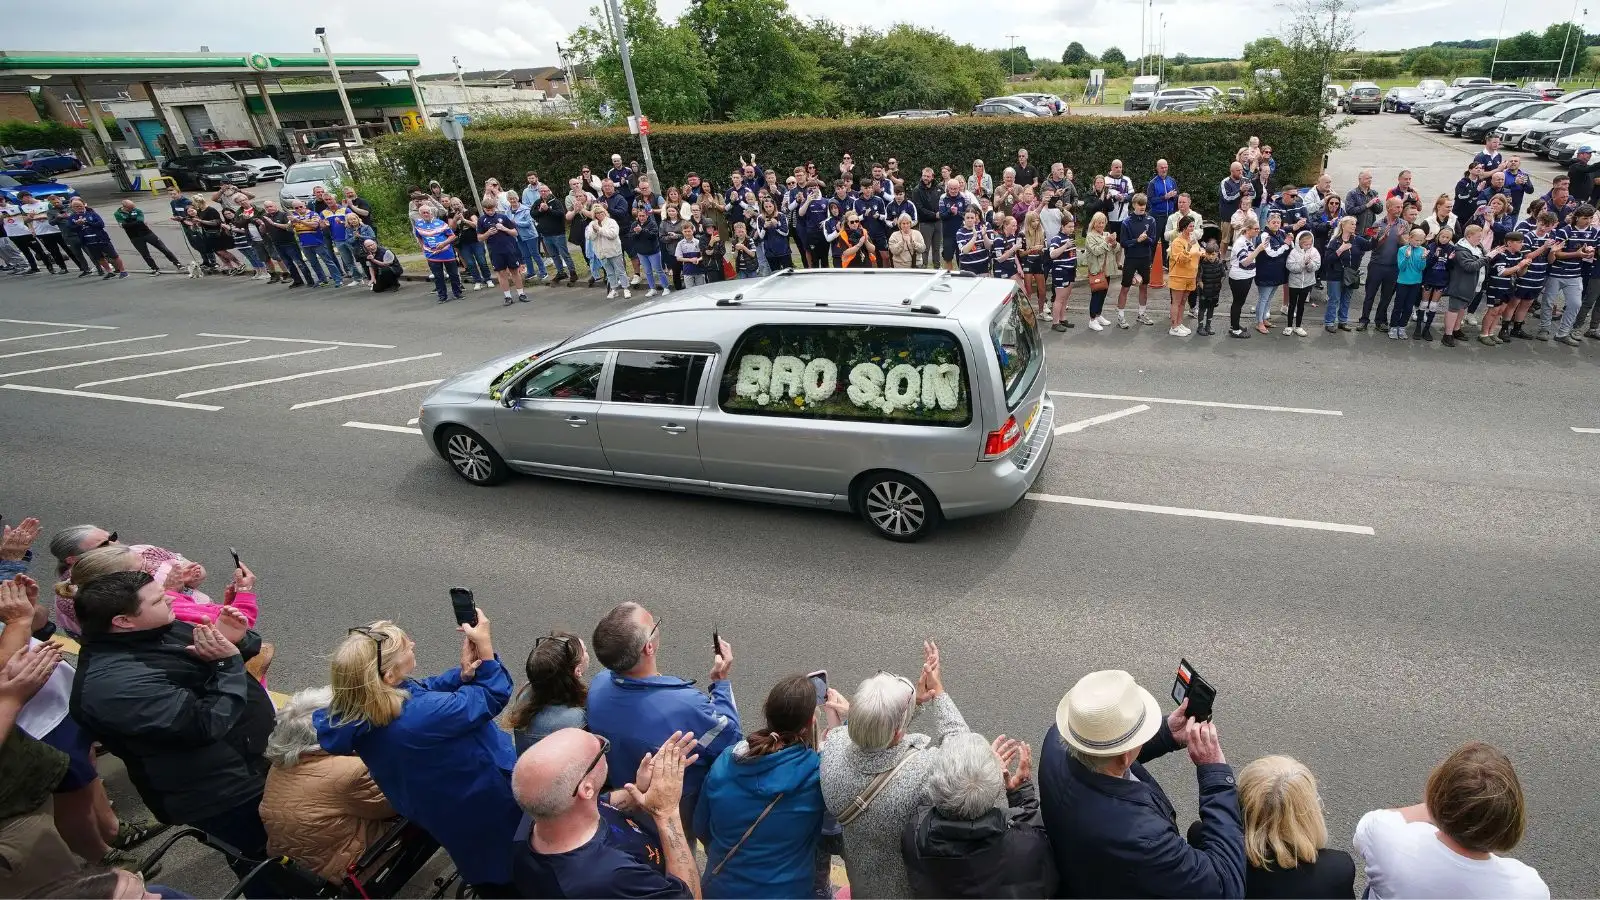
[1,149,82,176]
[0,170,77,203]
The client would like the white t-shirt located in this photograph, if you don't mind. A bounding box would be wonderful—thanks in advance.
[0,204,31,238]
[1354,808,1550,900]
[0,628,73,738]
[24,201,58,235]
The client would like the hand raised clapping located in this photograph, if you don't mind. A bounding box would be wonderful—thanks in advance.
[0,517,40,561]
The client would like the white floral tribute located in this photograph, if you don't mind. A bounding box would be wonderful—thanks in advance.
[736,353,962,415]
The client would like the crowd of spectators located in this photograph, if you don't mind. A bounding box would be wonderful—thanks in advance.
[0,514,1556,899]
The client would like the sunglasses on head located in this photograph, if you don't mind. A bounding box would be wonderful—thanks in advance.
[348,625,389,676]
[98,531,118,548]
[573,734,611,796]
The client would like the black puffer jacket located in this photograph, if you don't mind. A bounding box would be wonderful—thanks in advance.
[902,781,1058,899]
[69,621,274,824]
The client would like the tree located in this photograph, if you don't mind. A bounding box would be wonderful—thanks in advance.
[1100,45,1126,65]
[567,0,715,124]
[1035,61,1069,80]
[683,0,827,120]
[1240,0,1358,116]
[993,45,1032,76]
[1062,41,1092,65]
[1409,50,1449,76]
[1242,37,1288,69]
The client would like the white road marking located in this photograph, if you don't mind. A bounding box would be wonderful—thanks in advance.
[0,334,168,361]
[175,353,443,399]
[1047,390,1343,416]
[1572,427,1600,434]
[1055,404,1150,436]
[0,328,88,344]
[343,421,423,435]
[76,347,338,388]
[195,333,397,349]
[0,318,118,330]
[0,341,250,379]
[1025,492,1375,535]
[290,380,443,410]
[2,383,222,411]
[406,417,420,425]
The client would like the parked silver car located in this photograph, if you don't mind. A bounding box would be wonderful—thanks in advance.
[418,269,1056,541]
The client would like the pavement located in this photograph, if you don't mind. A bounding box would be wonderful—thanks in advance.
[3,111,1598,897]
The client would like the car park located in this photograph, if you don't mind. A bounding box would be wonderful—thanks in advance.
[278,158,351,204]
[1191,85,1222,98]
[1412,85,1502,121]
[1548,131,1600,163]
[1324,84,1346,111]
[973,98,1039,117]
[1383,87,1423,113]
[207,147,285,181]
[1500,99,1600,147]
[1460,99,1552,141]
[1451,76,1493,88]
[1345,82,1382,114]
[1416,79,1448,97]
[1125,75,1164,110]
[157,152,257,191]
[1445,96,1544,136]
[976,96,1050,116]
[1225,86,1247,101]
[1151,88,1209,111]
[1423,90,1526,128]
[879,109,956,119]
[0,170,76,203]
[1524,108,1600,156]
[418,269,1054,542]
[0,148,83,176]
[1524,81,1564,100]
[1011,92,1067,114]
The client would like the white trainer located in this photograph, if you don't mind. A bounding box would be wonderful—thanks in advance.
[1294,326,1307,336]
[1283,326,1294,335]
[606,289,617,299]
[623,289,632,299]
[1169,324,1191,336]
[1088,319,1104,331]
[1096,315,1111,326]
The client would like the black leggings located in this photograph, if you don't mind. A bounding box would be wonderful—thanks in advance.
[1198,284,1221,323]
[1287,286,1311,327]
[1089,289,1108,318]
[1228,277,1254,331]
[11,234,42,271]
[35,233,69,270]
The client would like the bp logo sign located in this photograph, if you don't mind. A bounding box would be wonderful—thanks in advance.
[246,53,272,71]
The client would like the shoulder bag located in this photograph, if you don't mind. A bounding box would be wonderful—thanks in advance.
[836,748,920,827]
[708,792,784,877]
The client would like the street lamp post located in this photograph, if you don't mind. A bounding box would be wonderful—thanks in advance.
[604,0,658,179]
[1006,34,1020,78]
[1158,14,1166,82]
[314,27,359,132]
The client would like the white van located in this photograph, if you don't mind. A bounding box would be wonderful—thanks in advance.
[1126,75,1163,110]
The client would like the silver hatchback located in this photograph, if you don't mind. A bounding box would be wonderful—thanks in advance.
[418,269,1055,541]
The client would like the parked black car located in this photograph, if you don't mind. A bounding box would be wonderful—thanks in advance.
[158,152,257,191]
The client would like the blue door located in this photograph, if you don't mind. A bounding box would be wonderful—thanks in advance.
[134,119,168,161]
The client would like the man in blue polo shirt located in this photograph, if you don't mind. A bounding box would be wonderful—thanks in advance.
[1147,158,1178,252]
[1269,185,1308,234]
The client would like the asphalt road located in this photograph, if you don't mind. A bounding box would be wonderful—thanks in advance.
[3,112,1597,896]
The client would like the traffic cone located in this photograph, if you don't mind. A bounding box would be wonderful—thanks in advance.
[1149,241,1166,289]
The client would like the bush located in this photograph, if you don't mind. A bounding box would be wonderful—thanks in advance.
[349,161,422,249]
[376,114,1333,197]
[0,121,93,156]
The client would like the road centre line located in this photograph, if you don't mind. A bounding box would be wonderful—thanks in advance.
[0,328,88,344]
[0,341,251,379]
[1055,404,1150,436]
[175,353,443,399]
[0,335,168,361]
[1047,390,1343,416]
[290,380,443,410]
[1025,492,1375,535]
[0,318,118,330]
[2,384,222,411]
[195,333,397,349]
[1573,427,1600,434]
[77,347,338,388]
[343,421,423,435]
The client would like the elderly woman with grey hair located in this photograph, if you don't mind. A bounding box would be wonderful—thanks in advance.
[258,686,397,882]
[819,641,970,899]
[901,733,1057,898]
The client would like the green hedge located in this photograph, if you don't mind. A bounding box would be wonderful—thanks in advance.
[376,114,1330,208]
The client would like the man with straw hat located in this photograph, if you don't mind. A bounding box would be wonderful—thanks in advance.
[1036,670,1246,898]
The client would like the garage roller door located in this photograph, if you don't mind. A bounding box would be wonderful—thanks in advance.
[179,105,212,142]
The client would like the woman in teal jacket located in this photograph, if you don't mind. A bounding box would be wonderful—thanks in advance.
[694,675,846,899]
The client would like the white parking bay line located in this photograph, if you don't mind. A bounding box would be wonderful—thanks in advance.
[290,380,443,410]
[1047,391,1342,416]
[2,384,222,411]
[407,417,419,425]
[0,328,88,343]
[1572,427,1600,434]
[0,341,250,379]
[77,347,338,388]
[343,421,423,435]
[1025,492,1375,535]
[0,318,118,330]
[0,335,167,361]
[195,333,396,349]
[175,353,443,399]
[1055,404,1150,436]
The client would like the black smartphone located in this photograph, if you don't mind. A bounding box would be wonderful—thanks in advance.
[228,547,242,570]
[1171,658,1216,723]
[448,587,478,627]
[712,628,722,658]
[807,670,828,705]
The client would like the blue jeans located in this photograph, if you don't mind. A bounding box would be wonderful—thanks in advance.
[542,235,575,275]
[459,242,491,284]
[1324,279,1349,325]
[302,243,342,285]
[599,255,626,289]
[519,236,546,278]
[428,259,462,300]
[237,244,264,269]
[275,243,310,284]
[584,239,602,279]
[1255,282,1278,324]
[334,240,357,278]
[639,251,668,289]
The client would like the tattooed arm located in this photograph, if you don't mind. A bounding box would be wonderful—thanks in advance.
[623,730,703,899]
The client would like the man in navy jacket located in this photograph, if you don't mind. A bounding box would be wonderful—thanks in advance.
[1038,669,1245,899]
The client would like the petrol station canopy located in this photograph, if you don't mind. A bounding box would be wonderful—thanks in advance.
[0,50,421,90]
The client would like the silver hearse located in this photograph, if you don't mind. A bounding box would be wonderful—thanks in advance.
[418,269,1054,541]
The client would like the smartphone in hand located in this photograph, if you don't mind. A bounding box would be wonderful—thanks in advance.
[713,628,722,658]
[449,587,478,627]
[1171,658,1216,722]
[808,670,828,704]
[229,547,242,570]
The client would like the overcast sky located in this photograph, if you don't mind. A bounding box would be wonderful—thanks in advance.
[13,0,1595,78]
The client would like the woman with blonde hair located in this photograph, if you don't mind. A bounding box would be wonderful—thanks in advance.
[1018,209,1050,314]
[1237,755,1354,898]
[315,612,520,896]
[1080,212,1121,332]
[888,213,927,268]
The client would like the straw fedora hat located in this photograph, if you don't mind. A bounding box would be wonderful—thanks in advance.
[1056,670,1163,756]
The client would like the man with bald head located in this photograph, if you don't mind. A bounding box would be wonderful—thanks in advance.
[1359,195,1408,330]
[510,729,701,898]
